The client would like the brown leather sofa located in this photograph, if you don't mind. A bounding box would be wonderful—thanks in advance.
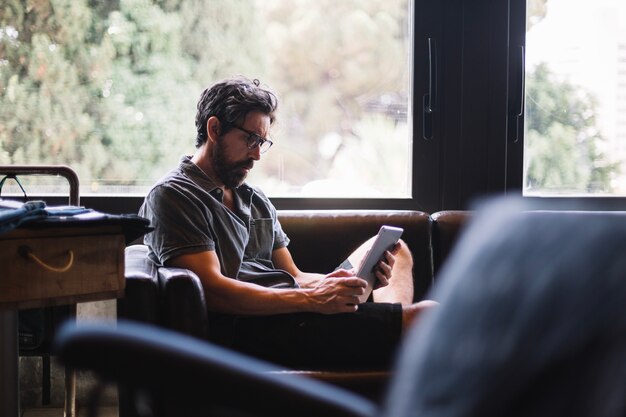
[430,210,473,275]
[118,209,452,332]
[116,209,472,415]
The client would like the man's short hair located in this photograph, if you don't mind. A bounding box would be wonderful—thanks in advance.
[195,76,278,148]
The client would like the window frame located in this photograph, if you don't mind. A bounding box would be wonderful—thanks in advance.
[20,0,525,215]
[21,0,626,215]
[66,1,431,215]
[509,0,626,208]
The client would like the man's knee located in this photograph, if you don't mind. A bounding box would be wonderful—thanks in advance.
[396,239,414,266]
[401,300,439,333]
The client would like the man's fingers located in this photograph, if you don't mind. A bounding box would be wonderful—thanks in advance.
[335,276,367,288]
[374,270,389,288]
[326,268,358,278]
[390,242,401,255]
[383,250,396,267]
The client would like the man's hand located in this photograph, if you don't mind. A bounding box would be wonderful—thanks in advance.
[304,268,367,314]
[373,242,400,289]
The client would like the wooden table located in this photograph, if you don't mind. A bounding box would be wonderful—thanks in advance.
[0,224,125,417]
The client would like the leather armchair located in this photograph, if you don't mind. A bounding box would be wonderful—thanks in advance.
[60,200,626,417]
[118,244,209,340]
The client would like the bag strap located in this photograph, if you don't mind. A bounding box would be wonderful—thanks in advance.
[0,174,28,202]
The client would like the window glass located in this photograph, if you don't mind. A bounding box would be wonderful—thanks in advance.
[524,0,626,196]
[0,0,412,198]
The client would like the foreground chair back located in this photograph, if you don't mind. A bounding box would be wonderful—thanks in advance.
[386,201,626,417]
[56,199,626,417]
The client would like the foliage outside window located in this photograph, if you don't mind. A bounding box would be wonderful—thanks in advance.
[0,0,412,198]
[524,0,626,196]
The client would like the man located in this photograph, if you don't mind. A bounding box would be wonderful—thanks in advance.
[140,76,435,369]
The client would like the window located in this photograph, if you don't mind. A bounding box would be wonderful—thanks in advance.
[524,0,626,196]
[0,1,412,199]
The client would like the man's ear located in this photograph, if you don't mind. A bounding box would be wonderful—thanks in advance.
[206,116,220,142]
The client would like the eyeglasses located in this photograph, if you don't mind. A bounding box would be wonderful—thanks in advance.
[232,125,273,154]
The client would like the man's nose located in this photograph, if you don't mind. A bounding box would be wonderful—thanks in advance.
[249,145,262,160]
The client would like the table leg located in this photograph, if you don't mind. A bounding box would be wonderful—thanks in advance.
[0,310,19,417]
[64,366,76,417]
[64,303,78,417]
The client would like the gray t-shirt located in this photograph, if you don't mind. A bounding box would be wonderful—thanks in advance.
[139,156,296,288]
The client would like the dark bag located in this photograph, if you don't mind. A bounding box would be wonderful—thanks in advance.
[18,309,45,350]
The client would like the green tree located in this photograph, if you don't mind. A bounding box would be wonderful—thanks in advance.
[99,0,266,189]
[92,0,192,187]
[178,0,265,82]
[0,0,109,174]
[1,0,265,191]
[525,63,617,193]
[256,0,409,188]
[1,0,409,195]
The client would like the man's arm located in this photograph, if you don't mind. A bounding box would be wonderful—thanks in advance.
[271,247,331,288]
[166,250,366,315]
[272,244,399,291]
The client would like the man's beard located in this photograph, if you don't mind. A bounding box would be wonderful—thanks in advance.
[212,139,254,188]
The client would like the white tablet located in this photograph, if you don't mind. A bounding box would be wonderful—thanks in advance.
[356,225,404,303]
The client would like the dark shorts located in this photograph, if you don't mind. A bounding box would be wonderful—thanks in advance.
[208,302,403,370]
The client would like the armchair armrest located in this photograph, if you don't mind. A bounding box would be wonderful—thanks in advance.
[118,245,159,324]
[55,320,377,417]
[120,245,209,339]
[158,266,209,340]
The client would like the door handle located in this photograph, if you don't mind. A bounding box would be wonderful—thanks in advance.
[511,45,525,143]
[423,37,437,140]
